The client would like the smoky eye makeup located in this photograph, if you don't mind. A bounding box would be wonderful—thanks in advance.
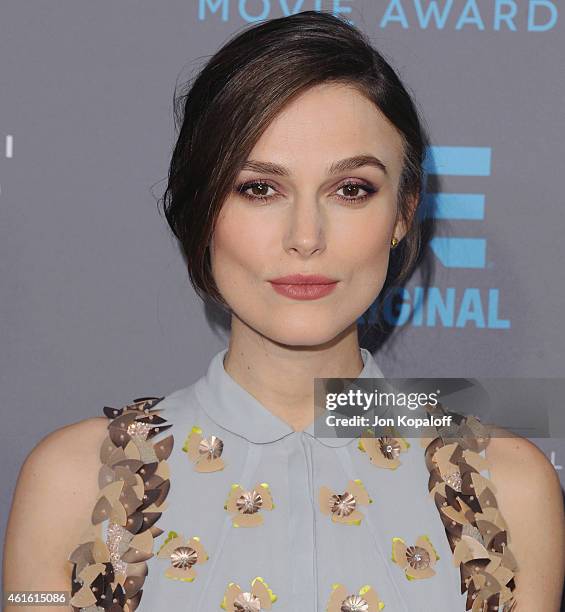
[233,177,379,205]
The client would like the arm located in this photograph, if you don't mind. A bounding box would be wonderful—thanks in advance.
[2,417,109,611]
[485,432,565,611]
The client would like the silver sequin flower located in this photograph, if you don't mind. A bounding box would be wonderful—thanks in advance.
[406,545,431,570]
[340,594,370,611]
[234,591,262,611]
[236,490,263,514]
[170,545,198,569]
[329,492,356,518]
[199,435,224,461]
[378,437,401,460]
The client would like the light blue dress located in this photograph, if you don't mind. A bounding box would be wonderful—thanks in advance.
[68,347,518,612]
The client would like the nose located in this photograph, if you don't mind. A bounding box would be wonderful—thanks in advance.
[282,196,327,258]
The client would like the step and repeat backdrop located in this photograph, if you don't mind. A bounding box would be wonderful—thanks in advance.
[1,0,563,557]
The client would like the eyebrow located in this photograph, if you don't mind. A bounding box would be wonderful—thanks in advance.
[241,154,388,177]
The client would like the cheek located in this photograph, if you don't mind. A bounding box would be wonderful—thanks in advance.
[333,209,393,273]
[211,204,273,283]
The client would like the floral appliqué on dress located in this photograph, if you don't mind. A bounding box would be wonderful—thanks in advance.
[183,425,225,472]
[358,426,410,469]
[221,576,277,610]
[225,482,275,527]
[326,583,385,611]
[156,530,209,581]
[391,534,440,580]
[319,479,372,525]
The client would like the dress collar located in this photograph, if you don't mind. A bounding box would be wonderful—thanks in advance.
[193,347,385,446]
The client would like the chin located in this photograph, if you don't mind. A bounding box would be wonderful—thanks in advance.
[258,315,351,349]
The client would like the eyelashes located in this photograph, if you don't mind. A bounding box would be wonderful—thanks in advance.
[234,179,378,205]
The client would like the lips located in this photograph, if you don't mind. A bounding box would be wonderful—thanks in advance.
[268,274,339,301]
[269,273,337,285]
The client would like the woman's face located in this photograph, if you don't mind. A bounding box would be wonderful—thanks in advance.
[210,82,408,347]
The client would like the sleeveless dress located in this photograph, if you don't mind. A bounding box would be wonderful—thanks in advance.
[68,347,518,611]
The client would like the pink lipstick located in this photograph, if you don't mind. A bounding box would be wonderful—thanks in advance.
[268,274,338,301]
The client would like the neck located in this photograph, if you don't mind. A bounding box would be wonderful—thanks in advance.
[222,316,365,431]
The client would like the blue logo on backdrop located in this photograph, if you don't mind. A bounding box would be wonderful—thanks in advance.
[424,146,489,270]
[198,0,558,32]
[380,0,558,31]
[360,145,511,330]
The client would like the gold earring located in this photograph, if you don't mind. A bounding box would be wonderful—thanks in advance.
[391,236,399,249]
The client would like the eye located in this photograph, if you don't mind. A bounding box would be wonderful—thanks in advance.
[335,181,377,203]
[236,180,278,203]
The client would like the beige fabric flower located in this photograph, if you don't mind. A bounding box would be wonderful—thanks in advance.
[221,576,277,610]
[156,530,209,582]
[358,427,410,469]
[183,425,225,472]
[224,482,274,527]
[392,535,439,580]
[319,479,372,525]
[326,583,385,611]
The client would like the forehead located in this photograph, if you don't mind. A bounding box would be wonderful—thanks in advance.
[247,82,405,178]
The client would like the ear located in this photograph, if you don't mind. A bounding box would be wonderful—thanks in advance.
[393,218,406,244]
[394,192,419,242]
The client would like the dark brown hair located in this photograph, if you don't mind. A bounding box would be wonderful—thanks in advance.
[161,10,429,314]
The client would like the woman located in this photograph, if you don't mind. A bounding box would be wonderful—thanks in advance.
[4,10,564,611]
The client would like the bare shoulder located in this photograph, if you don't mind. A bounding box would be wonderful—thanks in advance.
[485,426,563,505]
[485,426,557,477]
[484,426,565,609]
[3,417,110,595]
[25,416,108,465]
[14,416,109,495]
